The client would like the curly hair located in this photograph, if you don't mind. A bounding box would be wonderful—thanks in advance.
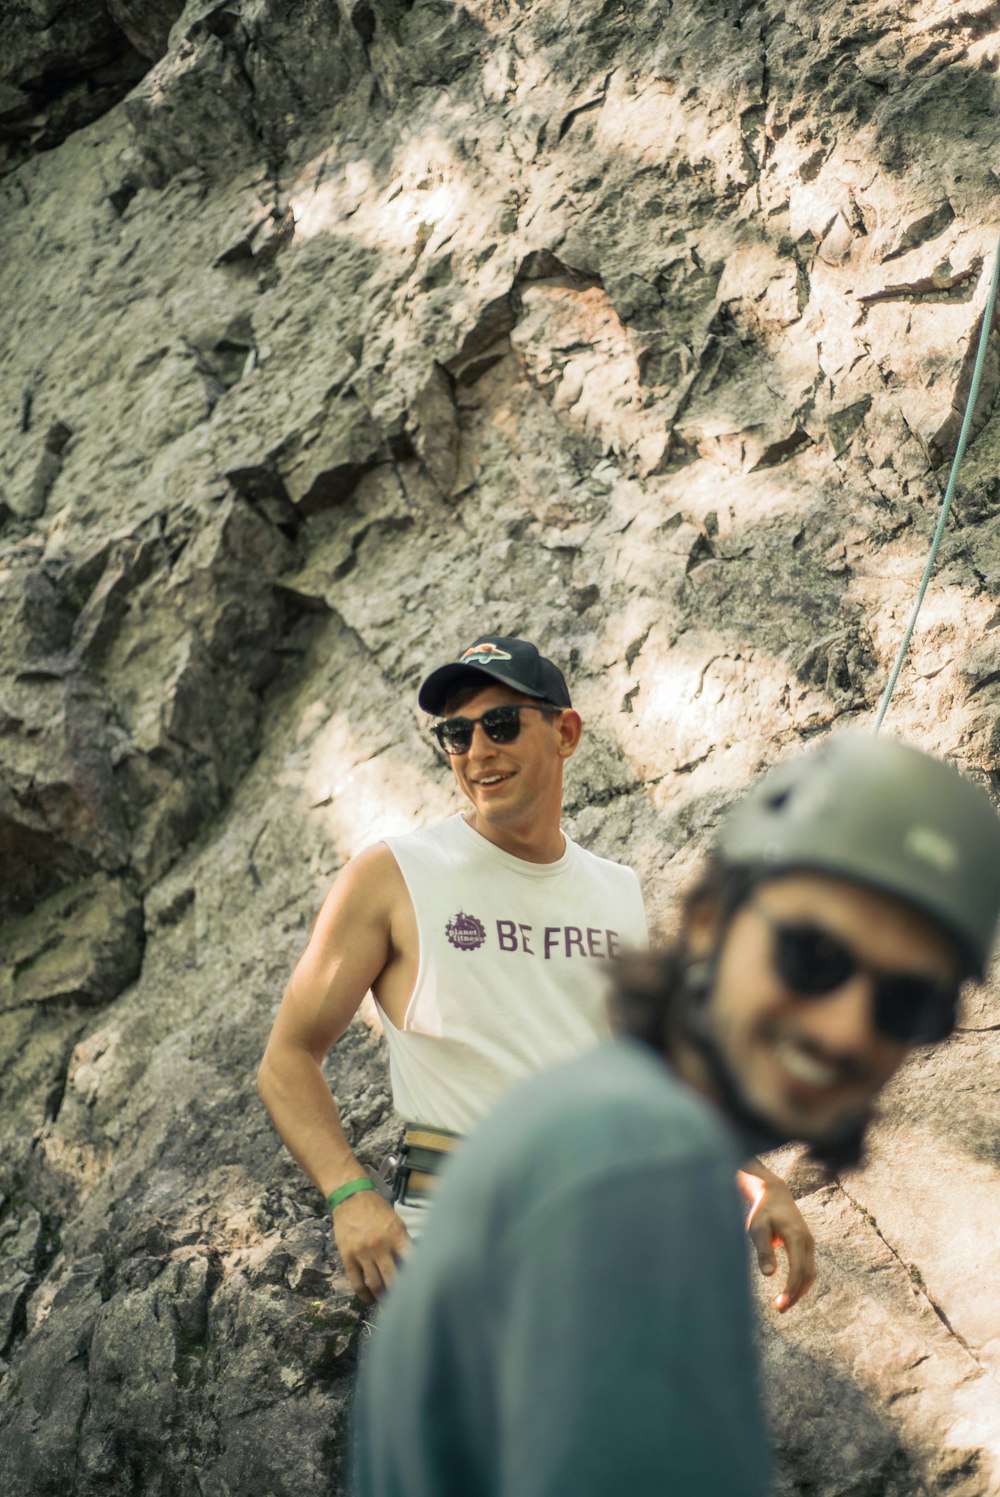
[608,858,745,1052]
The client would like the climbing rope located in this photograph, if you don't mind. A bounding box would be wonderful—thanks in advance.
[873,228,1000,731]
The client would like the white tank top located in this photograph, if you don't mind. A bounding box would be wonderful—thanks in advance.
[378,814,648,1134]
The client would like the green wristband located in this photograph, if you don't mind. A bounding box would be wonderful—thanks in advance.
[326,1177,375,1212]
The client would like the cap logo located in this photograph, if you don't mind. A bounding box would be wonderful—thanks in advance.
[904,825,958,873]
[461,642,512,665]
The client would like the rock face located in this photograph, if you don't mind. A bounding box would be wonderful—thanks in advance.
[2,0,1000,1491]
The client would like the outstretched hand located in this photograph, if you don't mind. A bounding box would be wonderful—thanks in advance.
[737,1168,816,1313]
[333,1190,411,1304]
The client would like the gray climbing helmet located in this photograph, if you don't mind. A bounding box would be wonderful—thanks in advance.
[717,732,1000,978]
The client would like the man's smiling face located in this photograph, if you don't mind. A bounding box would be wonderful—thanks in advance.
[694,872,959,1146]
[440,682,580,851]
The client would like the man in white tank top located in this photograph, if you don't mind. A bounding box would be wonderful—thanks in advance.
[258,636,814,1308]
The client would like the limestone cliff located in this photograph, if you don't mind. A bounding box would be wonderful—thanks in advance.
[2,1,1000,1492]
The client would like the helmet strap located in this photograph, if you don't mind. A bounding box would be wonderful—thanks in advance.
[677,955,792,1155]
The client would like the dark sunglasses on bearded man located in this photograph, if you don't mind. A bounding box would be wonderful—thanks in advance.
[753,907,959,1044]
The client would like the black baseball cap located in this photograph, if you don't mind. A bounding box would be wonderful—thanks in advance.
[418,636,572,715]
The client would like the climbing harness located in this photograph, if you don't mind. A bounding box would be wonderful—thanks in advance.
[873,228,1000,731]
[385,1123,460,1205]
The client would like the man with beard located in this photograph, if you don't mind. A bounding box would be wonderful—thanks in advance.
[352,732,1000,1497]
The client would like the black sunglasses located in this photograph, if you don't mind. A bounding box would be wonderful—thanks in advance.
[432,703,559,756]
[754,909,958,1044]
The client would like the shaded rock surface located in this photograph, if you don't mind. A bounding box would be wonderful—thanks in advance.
[2,0,1000,1491]
[0,1,185,177]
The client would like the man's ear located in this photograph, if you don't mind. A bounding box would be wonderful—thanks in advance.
[684,897,721,960]
[556,709,583,758]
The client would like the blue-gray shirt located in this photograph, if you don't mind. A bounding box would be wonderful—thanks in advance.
[353,1039,772,1497]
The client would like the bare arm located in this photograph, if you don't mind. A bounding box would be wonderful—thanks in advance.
[257,843,411,1302]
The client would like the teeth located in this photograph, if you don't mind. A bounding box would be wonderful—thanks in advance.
[479,775,508,785]
[775,1041,838,1088]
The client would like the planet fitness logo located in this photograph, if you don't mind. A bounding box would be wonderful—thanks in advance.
[445,911,487,951]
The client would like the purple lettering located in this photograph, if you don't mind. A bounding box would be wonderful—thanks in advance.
[543,927,560,959]
[519,923,535,955]
[606,929,620,958]
[586,927,604,958]
[565,927,585,958]
[497,920,518,952]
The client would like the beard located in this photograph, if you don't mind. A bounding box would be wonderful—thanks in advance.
[677,960,873,1173]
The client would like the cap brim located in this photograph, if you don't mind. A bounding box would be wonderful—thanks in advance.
[418,663,549,715]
